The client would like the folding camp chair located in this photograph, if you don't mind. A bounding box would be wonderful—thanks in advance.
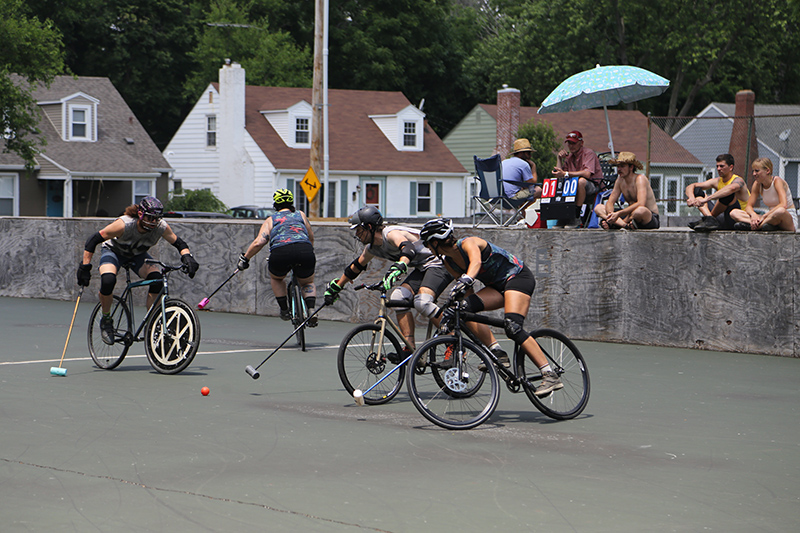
[471,154,529,227]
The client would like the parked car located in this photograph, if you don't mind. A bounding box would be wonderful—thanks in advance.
[229,205,276,219]
[163,211,233,219]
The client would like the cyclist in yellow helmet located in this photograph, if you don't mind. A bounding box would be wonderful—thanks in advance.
[236,189,318,325]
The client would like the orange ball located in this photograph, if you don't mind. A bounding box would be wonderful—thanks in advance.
[201,386,210,396]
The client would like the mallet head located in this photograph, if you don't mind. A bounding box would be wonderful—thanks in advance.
[197,297,210,310]
[245,365,260,379]
[50,367,67,377]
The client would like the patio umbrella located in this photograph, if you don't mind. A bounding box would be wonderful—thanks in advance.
[537,64,670,156]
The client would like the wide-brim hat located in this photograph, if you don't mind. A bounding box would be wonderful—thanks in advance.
[512,138,536,153]
[609,151,644,170]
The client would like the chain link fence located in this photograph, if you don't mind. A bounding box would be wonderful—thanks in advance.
[647,114,800,217]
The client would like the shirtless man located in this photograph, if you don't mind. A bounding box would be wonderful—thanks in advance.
[594,152,660,230]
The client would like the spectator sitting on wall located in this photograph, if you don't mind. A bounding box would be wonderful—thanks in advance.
[685,153,749,232]
[501,138,542,202]
[731,157,798,232]
[552,130,603,228]
[594,152,660,230]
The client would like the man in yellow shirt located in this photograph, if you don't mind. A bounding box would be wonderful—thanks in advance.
[685,153,749,231]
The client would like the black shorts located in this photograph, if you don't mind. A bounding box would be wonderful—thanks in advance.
[268,242,315,278]
[401,265,452,298]
[489,264,536,296]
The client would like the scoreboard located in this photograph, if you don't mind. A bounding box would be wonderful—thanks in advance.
[539,176,579,221]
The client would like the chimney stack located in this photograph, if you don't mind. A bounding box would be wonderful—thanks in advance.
[728,90,758,185]
[218,61,254,207]
[496,86,520,157]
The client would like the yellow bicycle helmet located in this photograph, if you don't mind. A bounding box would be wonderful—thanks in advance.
[273,188,294,205]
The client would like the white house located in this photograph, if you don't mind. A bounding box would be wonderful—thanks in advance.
[164,62,468,218]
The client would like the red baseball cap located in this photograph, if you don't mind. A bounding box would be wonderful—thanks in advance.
[565,131,583,143]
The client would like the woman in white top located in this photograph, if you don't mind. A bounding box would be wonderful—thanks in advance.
[732,157,797,232]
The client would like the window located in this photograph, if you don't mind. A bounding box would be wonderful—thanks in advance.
[206,115,217,147]
[403,121,416,147]
[416,182,432,213]
[0,175,17,216]
[68,105,91,140]
[295,117,309,145]
[134,180,153,205]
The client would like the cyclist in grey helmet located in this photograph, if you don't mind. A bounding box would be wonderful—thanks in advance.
[324,206,451,358]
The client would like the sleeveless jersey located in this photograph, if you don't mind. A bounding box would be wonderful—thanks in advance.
[717,174,748,210]
[446,238,523,287]
[102,215,166,259]
[269,211,311,250]
[367,225,441,269]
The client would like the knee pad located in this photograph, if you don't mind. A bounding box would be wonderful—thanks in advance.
[100,273,117,296]
[503,313,529,345]
[146,271,163,294]
[463,293,485,313]
[389,286,414,309]
[413,293,440,318]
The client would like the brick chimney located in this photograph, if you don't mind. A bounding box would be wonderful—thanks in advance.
[728,90,758,185]
[496,85,520,157]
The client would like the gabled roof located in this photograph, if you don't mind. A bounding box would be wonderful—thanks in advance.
[480,105,701,166]
[698,103,800,159]
[215,84,466,174]
[1,76,170,174]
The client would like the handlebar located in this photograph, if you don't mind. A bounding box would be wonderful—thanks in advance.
[144,258,187,274]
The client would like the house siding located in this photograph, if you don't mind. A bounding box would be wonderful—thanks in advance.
[443,105,497,174]
[40,104,63,137]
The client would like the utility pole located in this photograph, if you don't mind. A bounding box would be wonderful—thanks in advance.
[310,0,324,217]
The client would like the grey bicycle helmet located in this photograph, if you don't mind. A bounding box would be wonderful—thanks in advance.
[138,196,163,230]
[349,206,384,230]
[420,218,454,243]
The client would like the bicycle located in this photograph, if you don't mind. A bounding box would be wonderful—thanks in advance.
[336,281,436,405]
[287,273,309,352]
[405,298,590,430]
[87,259,201,374]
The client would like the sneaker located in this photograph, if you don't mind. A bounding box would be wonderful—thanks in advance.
[692,216,720,232]
[279,309,291,321]
[437,345,456,369]
[733,221,752,231]
[535,371,564,397]
[562,218,582,229]
[387,346,412,365]
[100,316,115,345]
[687,219,702,229]
[479,347,510,371]
[306,314,318,327]
[760,223,778,232]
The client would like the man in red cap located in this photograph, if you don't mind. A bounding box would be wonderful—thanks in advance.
[552,130,603,227]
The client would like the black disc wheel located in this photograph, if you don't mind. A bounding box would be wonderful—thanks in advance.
[144,298,201,374]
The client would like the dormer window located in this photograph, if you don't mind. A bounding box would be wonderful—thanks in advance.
[295,117,310,145]
[68,104,92,141]
[368,105,424,152]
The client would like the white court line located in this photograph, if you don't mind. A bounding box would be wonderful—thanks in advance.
[0,344,342,366]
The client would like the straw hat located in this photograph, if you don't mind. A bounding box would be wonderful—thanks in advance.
[512,138,536,154]
[609,151,643,170]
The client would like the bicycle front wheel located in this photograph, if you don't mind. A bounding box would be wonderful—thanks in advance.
[290,280,307,351]
[337,323,406,405]
[88,296,132,370]
[144,298,201,374]
[407,336,499,430]
[518,329,590,420]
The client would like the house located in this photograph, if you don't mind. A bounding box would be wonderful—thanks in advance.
[443,87,704,217]
[164,62,468,219]
[0,76,172,217]
[672,91,800,198]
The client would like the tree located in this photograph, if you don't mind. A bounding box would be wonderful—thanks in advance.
[0,0,64,169]
[517,119,560,176]
[164,188,228,212]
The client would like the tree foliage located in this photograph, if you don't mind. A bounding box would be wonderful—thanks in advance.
[164,188,228,212]
[0,0,64,168]
[517,119,560,175]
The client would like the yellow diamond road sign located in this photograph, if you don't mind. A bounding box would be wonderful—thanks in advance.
[300,167,321,202]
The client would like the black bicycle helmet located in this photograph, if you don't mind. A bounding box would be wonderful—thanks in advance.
[420,218,454,243]
[138,196,163,230]
[349,206,384,230]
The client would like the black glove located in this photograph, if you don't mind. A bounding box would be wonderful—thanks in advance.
[77,263,92,287]
[324,279,343,305]
[181,254,200,279]
[449,274,474,299]
[237,253,250,271]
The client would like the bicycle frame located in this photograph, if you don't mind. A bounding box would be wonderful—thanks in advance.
[114,261,174,344]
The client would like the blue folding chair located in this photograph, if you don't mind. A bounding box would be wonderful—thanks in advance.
[472,155,529,227]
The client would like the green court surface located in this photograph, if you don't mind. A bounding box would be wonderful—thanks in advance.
[1,296,798,532]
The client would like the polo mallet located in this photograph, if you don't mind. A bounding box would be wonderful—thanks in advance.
[51,286,84,376]
[245,303,327,379]
[197,268,239,310]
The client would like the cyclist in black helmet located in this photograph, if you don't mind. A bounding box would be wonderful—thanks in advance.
[324,206,452,357]
[236,189,318,325]
[76,196,200,345]
[420,217,562,397]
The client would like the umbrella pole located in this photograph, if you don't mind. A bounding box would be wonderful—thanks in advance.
[603,95,615,157]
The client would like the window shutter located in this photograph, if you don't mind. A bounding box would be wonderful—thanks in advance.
[287,179,295,197]
[340,179,348,218]
[436,182,443,215]
[409,181,417,216]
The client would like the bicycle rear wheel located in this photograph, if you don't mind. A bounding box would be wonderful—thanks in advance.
[518,328,590,420]
[290,279,307,351]
[337,323,405,405]
[144,298,201,374]
[87,296,132,370]
[407,336,499,430]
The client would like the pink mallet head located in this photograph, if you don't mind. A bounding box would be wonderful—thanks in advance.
[197,297,210,310]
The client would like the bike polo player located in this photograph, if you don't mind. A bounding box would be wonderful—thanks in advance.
[76,196,200,345]
[419,217,562,397]
[323,206,451,358]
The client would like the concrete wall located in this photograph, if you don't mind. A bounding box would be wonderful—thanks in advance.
[1,217,797,357]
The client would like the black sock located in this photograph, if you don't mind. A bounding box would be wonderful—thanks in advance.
[277,296,288,311]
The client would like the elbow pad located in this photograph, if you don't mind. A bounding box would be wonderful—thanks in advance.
[172,236,189,253]
[84,232,106,253]
[399,240,417,261]
[344,258,367,280]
